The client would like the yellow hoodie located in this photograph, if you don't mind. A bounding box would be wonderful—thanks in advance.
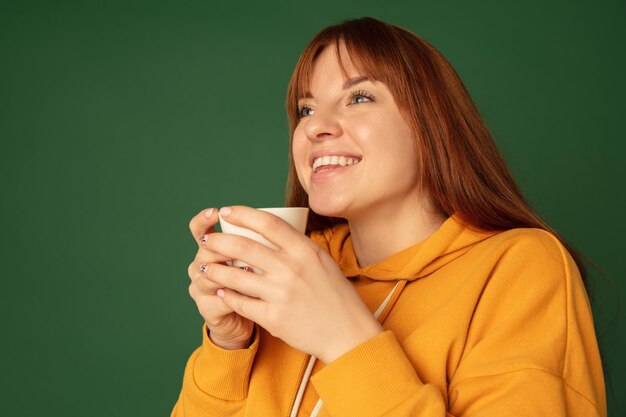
[171,215,606,417]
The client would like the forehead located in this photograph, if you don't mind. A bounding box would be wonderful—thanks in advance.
[306,44,364,91]
[315,43,359,74]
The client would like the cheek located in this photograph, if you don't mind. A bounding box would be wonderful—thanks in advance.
[384,111,418,155]
[375,116,420,180]
[393,136,421,184]
[348,111,394,152]
[291,130,309,188]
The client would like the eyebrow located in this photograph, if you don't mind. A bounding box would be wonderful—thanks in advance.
[301,76,370,99]
[343,76,369,89]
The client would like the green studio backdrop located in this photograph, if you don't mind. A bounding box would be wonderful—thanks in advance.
[1,0,624,416]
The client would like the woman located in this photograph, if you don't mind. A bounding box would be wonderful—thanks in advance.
[172,17,606,417]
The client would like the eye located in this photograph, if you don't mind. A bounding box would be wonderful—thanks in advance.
[297,105,314,119]
[348,90,375,105]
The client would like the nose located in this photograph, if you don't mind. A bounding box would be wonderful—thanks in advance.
[303,107,343,142]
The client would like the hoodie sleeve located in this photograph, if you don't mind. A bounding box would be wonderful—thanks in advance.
[310,231,606,417]
[170,324,260,417]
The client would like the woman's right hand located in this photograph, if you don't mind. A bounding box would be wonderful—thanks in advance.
[187,208,255,350]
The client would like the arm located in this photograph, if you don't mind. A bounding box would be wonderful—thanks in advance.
[170,324,260,417]
[310,231,606,417]
[172,207,260,416]
[198,208,605,416]
[311,330,449,416]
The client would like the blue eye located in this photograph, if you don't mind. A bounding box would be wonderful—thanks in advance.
[348,89,375,105]
[297,106,314,118]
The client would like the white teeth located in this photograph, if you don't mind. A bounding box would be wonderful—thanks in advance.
[312,155,361,172]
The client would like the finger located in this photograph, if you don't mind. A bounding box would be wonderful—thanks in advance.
[217,288,266,324]
[189,286,235,318]
[188,257,229,283]
[218,206,309,253]
[195,247,233,265]
[194,271,222,292]
[189,272,236,316]
[189,208,219,246]
[203,232,278,273]
[203,262,271,300]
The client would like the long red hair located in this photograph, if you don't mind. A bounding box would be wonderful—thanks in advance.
[284,17,586,279]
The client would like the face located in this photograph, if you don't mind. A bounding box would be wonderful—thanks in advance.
[292,44,423,220]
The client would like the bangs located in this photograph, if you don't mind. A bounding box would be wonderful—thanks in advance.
[286,18,414,135]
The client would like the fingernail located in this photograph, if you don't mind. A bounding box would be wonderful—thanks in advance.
[220,207,232,217]
[200,264,207,273]
[204,208,214,218]
[216,288,225,298]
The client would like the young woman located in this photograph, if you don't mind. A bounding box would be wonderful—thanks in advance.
[172,17,606,417]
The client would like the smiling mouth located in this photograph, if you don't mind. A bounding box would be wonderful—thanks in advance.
[312,155,361,173]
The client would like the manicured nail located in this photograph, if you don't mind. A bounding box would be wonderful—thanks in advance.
[200,264,207,273]
[220,207,232,217]
[204,208,214,218]
[216,288,225,298]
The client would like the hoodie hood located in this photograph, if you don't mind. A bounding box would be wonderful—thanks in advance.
[310,214,497,281]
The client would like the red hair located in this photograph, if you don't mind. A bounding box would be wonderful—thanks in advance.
[284,17,586,278]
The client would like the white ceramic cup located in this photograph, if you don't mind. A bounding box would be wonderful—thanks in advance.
[218,207,309,273]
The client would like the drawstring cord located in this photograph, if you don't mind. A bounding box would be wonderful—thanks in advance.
[289,279,408,417]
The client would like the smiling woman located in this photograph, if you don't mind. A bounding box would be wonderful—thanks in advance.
[292,43,432,247]
[291,44,438,259]
[171,17,606,417]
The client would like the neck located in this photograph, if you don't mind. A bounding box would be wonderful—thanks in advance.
[347,197,447,268]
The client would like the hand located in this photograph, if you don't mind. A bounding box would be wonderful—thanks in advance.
[201,206,383,363]
[187,208,254,350]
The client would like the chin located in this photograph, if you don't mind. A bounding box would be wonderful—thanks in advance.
[308,194,355,219]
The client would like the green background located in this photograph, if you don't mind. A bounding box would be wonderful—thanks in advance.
[1,0,624,415]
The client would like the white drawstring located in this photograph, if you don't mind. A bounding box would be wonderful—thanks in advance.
[289,355,317,417]
[289,281,401,417]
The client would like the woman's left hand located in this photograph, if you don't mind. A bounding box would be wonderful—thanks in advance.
[200,205,383,363]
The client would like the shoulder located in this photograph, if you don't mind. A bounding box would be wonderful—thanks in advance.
[468,227,585,312]
[462,228,575,340]
[464,228,590,341]
[478,227,576,273]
